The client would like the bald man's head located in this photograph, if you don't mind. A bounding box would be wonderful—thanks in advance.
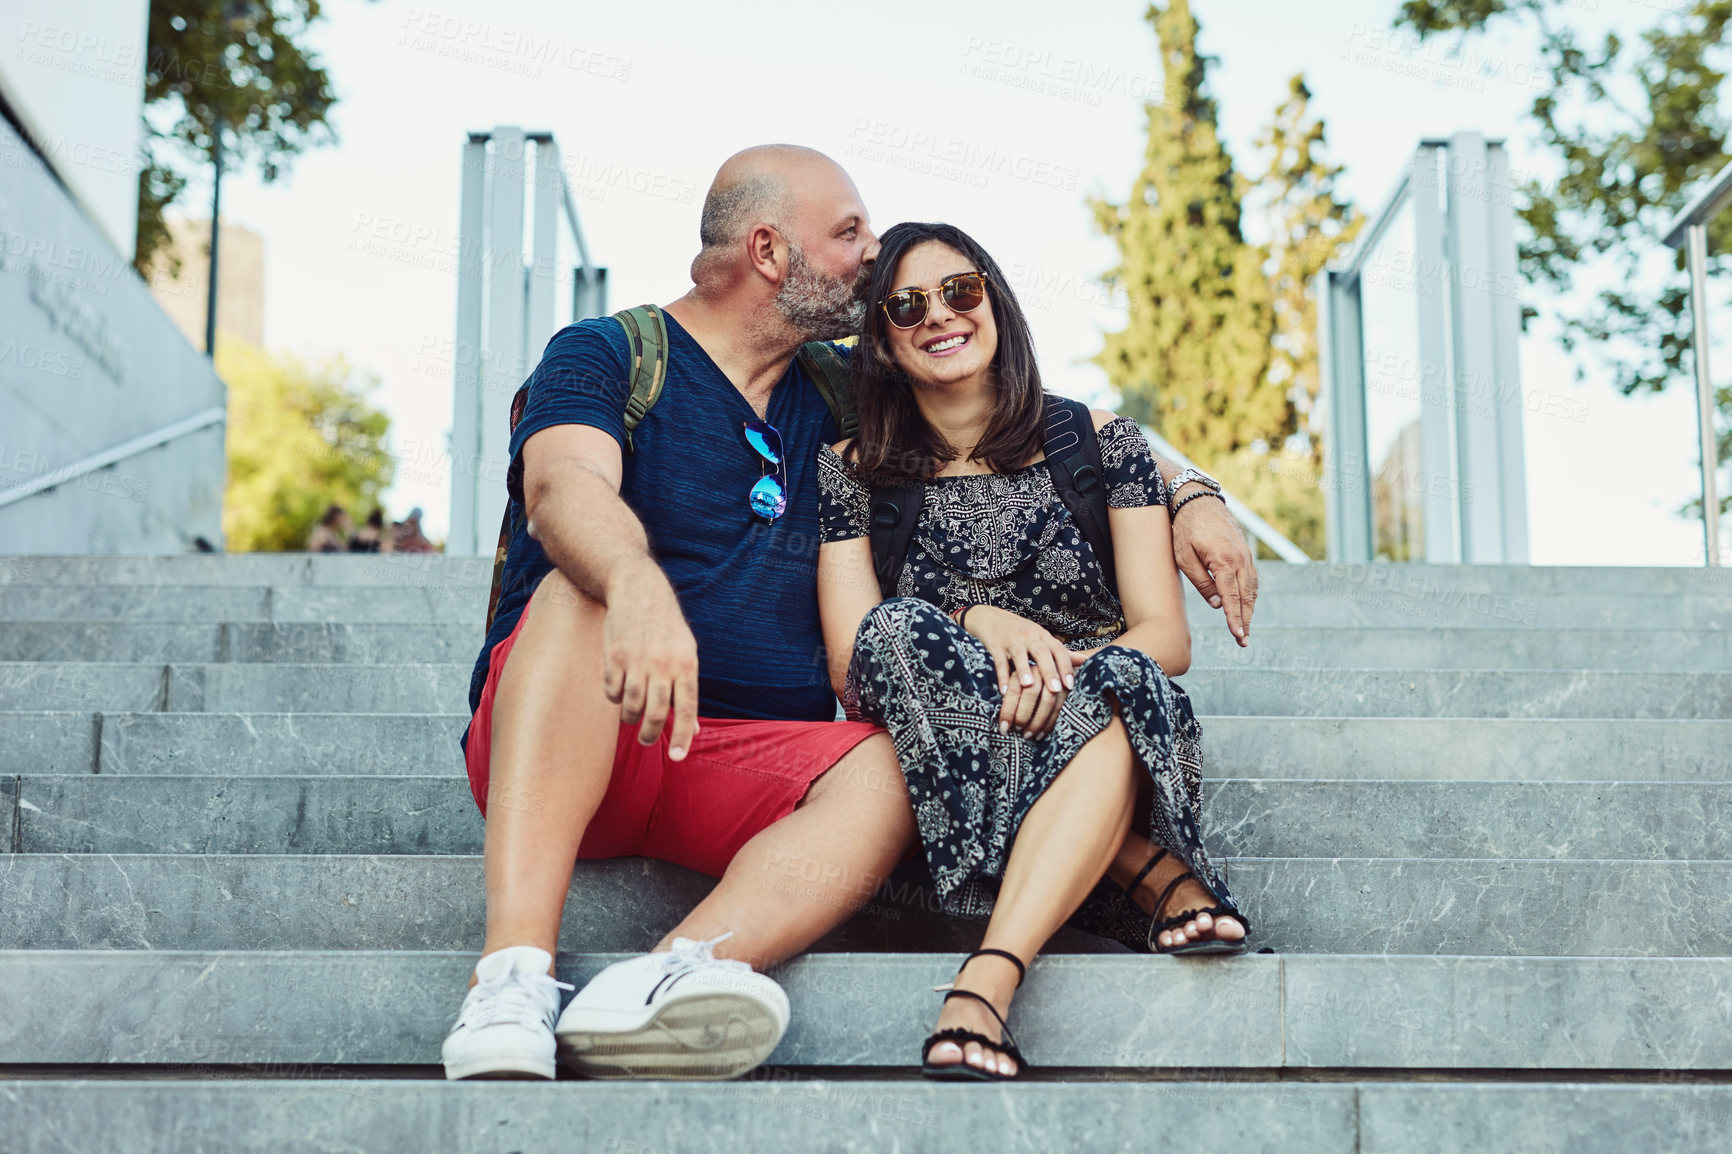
[688,145,877,341]
[696,144,834,256]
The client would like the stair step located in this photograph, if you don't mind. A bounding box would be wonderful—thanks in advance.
[5,583,1730,629]
[1191,626,1729,670]
[6,555,1729,598]
[5,621,1725,670]
[1,951,1727,1072]
[8,712,1727,780]
[0,553,496,587]
[1210,716,1732,780]
[10,775,1732,861]
[0,712,463,776]
[0,622,484,664]
[7,663,1731,717]
[3,854,1727,956]
[11,1079,1732,1154]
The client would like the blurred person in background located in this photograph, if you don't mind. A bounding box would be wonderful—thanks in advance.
[392,507,437,553]
[350,508,388,553]
[307,505,351,552]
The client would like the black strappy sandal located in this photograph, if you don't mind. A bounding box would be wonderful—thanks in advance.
[1124,849,1250,956]
[919,948,1029,1082]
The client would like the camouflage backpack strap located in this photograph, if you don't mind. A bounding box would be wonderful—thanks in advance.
[483,306,670,636]
[797,341,858,439]
[484,382,536,635]
[616,303,670,452]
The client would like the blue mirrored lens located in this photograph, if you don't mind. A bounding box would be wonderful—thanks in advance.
[743,421,782,464]
[749,474,786,519]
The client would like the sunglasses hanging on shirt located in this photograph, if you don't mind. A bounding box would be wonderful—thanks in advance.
[743,418,786,520]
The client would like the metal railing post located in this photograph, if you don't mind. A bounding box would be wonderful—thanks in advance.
[1685,222,1722,567]
[1661,159,1731,568]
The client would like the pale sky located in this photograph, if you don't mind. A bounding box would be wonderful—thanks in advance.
[194,0,1725,564]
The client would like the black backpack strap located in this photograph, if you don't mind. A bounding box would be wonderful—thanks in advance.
[867,481,923,599]
[1042,395,1117,597]
[797,341,858,439]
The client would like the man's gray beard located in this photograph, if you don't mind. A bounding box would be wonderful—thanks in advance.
[775,242,867,342]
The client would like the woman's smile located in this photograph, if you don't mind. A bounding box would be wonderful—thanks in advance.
[921,331,973,356]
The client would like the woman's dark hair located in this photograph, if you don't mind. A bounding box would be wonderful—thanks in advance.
[319,504,347,527]
[844,222,1043,484]
[365,508,385,530]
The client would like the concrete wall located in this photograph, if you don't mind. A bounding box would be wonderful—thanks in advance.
[0,112,227,553]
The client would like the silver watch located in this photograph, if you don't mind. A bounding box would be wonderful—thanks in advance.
[1165,467,1222,506]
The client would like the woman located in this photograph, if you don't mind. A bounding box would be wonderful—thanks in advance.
[349,508,388,553]
[307,505,351,553]
[815,222,1249,1082]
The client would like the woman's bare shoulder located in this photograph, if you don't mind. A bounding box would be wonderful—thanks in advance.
[1089,408,1123,433]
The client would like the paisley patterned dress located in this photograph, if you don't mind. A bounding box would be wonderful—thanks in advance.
[817,413,1245,951]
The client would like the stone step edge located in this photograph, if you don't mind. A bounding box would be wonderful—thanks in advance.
[6,852,1724,866]
[19,771,1732,786]
[8,661,1731,674]
[8,710,1730,722]
[2,951,1728,1073]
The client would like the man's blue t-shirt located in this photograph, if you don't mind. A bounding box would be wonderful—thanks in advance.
[463,312,843,745]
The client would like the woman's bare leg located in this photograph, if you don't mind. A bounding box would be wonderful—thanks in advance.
[926,712,1139,1076]
[1105,833,1246,949]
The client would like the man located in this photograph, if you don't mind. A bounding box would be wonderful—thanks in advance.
[442,144,1259,1082]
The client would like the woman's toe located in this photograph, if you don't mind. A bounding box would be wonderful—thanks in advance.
[929,1040,963,1067]
[1216,915,1246,941]
[963,1041,987,1069]
[1194,910,1214,935]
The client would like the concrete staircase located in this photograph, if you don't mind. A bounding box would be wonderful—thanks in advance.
[1,553,1730,1152]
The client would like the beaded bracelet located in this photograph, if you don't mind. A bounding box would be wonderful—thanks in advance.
[1170,489,1227,521]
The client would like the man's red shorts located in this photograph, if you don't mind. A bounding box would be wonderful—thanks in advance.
[464,602,882,879]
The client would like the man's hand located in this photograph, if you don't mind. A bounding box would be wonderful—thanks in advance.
[600,561,701,759]
[1171,494,1258,646]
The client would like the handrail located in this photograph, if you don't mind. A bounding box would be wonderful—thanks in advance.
[1661,159,1732,248]
[1333,165,1412,282]
[523,130,600,299]
[1138,423,1312,563]
[0,407,226,509]
[1661,157,1729,567]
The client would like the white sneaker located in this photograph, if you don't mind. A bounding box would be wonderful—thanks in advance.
[441,945,574,1080]
[554,932,790,1080]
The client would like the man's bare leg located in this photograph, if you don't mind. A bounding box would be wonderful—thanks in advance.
[473,569,622,983]
[653,732,915,969]
[475,567,915,982]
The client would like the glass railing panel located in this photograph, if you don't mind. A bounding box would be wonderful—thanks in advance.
[1357,197,1426,562]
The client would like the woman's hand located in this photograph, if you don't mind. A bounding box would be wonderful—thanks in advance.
[961,605,1076,738]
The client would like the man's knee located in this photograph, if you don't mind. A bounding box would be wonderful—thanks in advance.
[528,568,605,623]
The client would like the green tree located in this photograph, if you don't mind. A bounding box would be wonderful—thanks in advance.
[1092,0,1274,458]
[1216,75,1363,558]
[219,336,394,551]
[1093,7,1360,557]
[139,0,340,276]
[1395,0,1731,516]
